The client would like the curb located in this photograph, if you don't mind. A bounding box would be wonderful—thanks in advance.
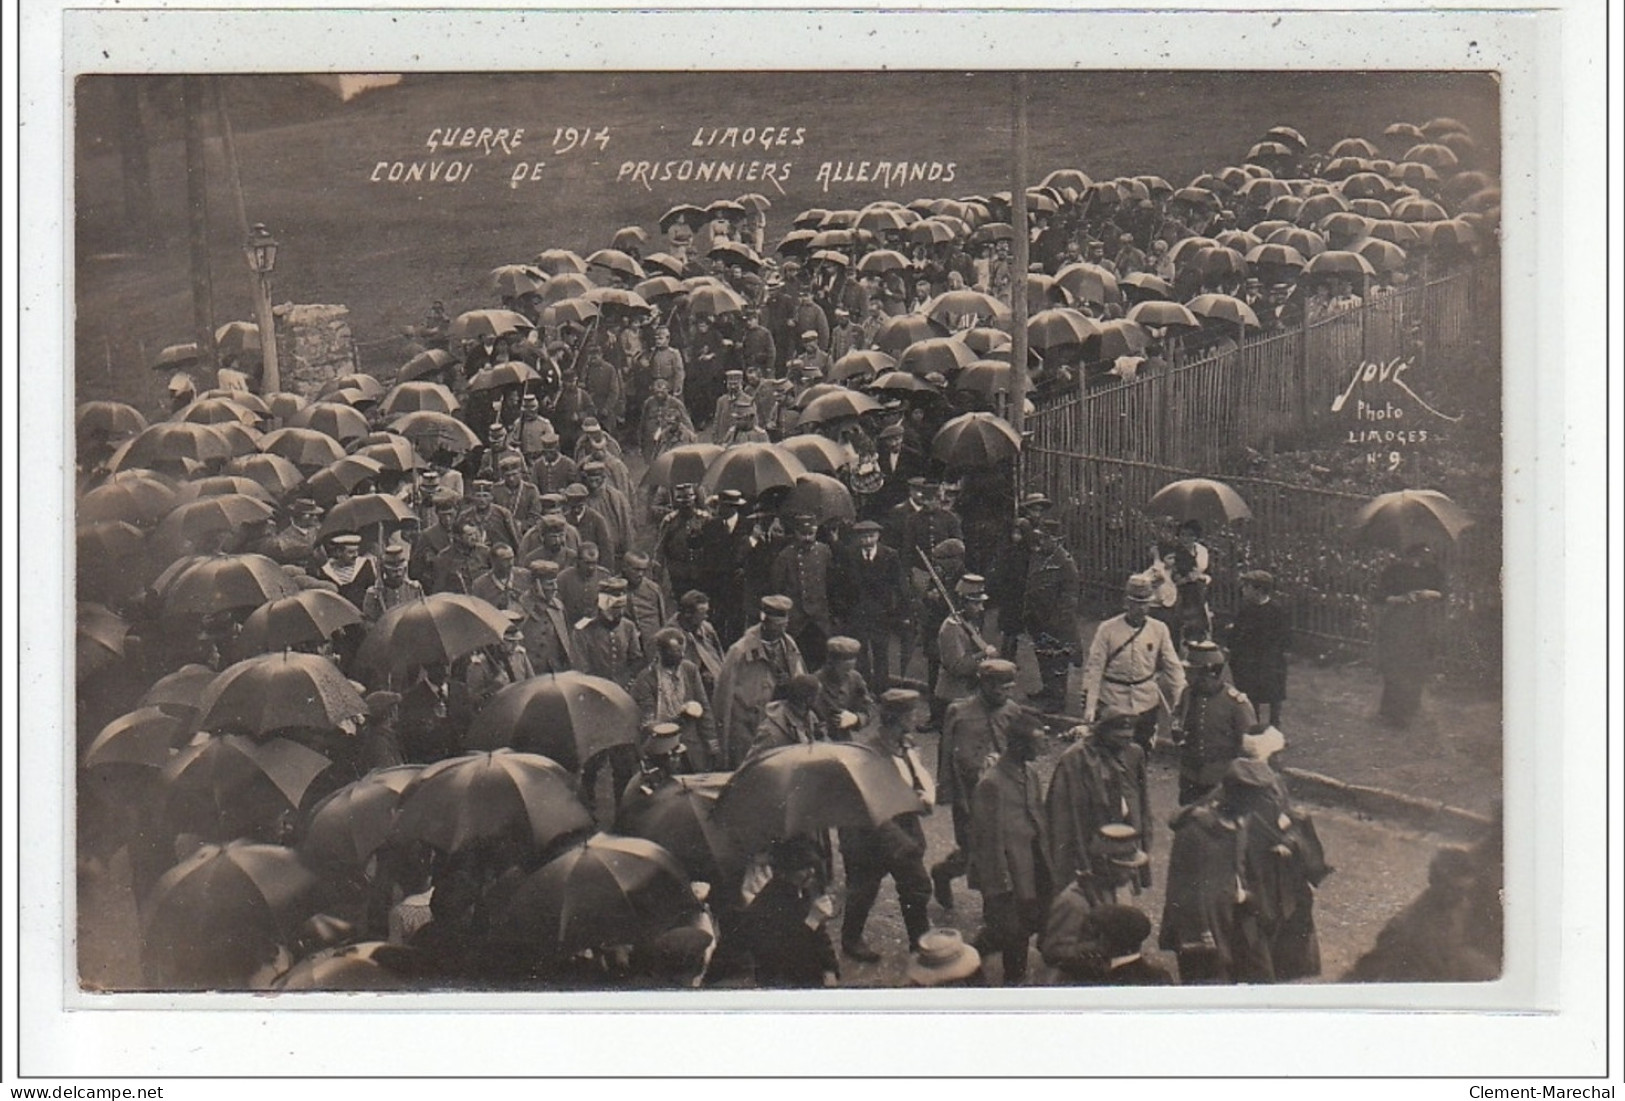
[1277,767,1493,842]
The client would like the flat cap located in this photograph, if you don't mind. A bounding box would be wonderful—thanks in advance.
[977,658,1018,683]
[932,538,966,558]
[825,636,862,658]
[528,559,562,580]
[760,594,794,616]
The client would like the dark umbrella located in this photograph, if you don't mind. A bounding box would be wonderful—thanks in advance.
[1266,226,1328,258]
[260,427,348,470]
[465,672,640,770]
[490,264,549,298]
[140,663,217,719]
[84,705,188,771]
[713,741,923,854]
[780,473,856,524]
[1304,250,1377,279]
[316,492,417,541]
[140,841,320,987]
[317,374,387,403]
[634,275,686,303]
[380,382,460,417]
[779,434,853,475]
[389,411,482,455]
[542,297,601,328]
[642,442,724,491]
[953,360,1016,399]
[175,476,277,506]
[1188,294,1262,331]
[273,942,416,991]
[78,400,149,440]
[1353,237,1409,273]
[586,248,646,282]
[797,389,882,426]
[163,553,302,617]
[77,602,129,682]
[952,327,1012,356]
[232,589,364,659]
[357,592,511,675]
[391,749,593,856]
[356,436,424,475]
[198,650,367,736]
[397,348,458,383]
[830,349,895,383]
[112,422,235,473]
[449,309,535,341]
[1087,319,1153,362]
[286,402,372,444]
[224,453,306,498]
[542,274,597,305]
[533,248,588,275]
[1126,301,1201,330]
[659,205,708,234]
[176,396,261,427]
[1244,242,1309,271]
[1027,308,1101,351]
[1146,478,1253,527]
[923,290,1011,330]
[299,765,423,869]
[162,734,334,841]
[1351,490,1472,550]
[868,370,938,394]
[614,772,738,882]
[685,283,749,319]
[79,475,179,528]
[303,455,386,508]
[931,412,1022,469]
[700,443,809,498]
[897,337,978,377]
[872,314,950,357]
[1053,262,1120,307]
[493,833,697,957]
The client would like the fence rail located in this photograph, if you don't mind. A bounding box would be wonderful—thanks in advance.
[1026,258,1500,666]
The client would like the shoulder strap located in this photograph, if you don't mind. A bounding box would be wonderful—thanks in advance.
[1103,620,1147,668]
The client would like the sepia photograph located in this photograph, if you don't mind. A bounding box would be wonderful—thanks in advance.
[68,64,1507,996]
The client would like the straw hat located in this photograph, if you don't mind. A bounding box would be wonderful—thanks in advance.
[906,928,982,986]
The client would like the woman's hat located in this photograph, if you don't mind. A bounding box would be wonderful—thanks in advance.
[907,928,982,986]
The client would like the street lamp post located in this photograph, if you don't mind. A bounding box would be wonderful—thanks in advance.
[244,222,281,394]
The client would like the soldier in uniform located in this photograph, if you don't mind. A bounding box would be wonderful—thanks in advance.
[558,541,612,623]
[561,483,615,568]
[995,493,1054,659]
[934,574,1000,728]
[719,395,771,447]
[917,537,968,720]
[459,478,521,556]
[831,519,906,690]
[517,559,578,674]
[693,489,751,643]
[470,543,530,612]
[654,482,709,599]
[516,512,576,574]
[710,370,748,444]
[667,589,726,696]
[1081,573,1187,750]
[621,551,671,654]
[511,392,555,466]
[362,542,424,622]
[317,533,376,609]
[1045,711,1153,907]
[265,497,326,569]
[1172,641,1259,805]
[811,635,876,740]
[581,461,637,563]
[930,659,1021,911]
[1023,519,1082,714]
[748,672,828,757]
[769,513,836,669]
[465,611,536,706]
[968,712,1052,985]
[837,687,935,962]
[529,429,580,497]
[428,519,490,596]
[712,595,806,769]
[408,491,461,586]
[574,576,645,811]
[492,454,543,533]
[630,627,719,771]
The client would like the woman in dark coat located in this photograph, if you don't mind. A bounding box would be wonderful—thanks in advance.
[1371,543,1448,727]
[1225,569,1290,727]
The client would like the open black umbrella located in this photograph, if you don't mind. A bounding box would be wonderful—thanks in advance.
[465,672,640,770]
[300,765,424,869]
[614,772,738,882]
[713,742,922,854]
[162,734,334,841]
[197,651,367,736]
[357,592,510,675]
[391,749,594,856]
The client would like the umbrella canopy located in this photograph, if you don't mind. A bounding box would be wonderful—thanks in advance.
[302,455,386,508]
[1266,226,1328,258]
[391,749,594,856]
[299,765,423,869]
[232,589,365,659]
[1027,308,1101,351]
[493,833,697,957]
[77,602,129,682]
[396,348,458,383]
[286,403,370,443]
[259,427,348,469]
[923,290,1011,329]
[642,442,725,491]
[541,297,600,328]
[952,360,1018,398]
[1351,489,1473,550]
[140,841,320,987]
[1126,301,1201,330]
[581,286,654,314]
[1054,262,1120,306]
[174,476,277,506]
[389,411,483,455]
[586,248,646,281]
[380,381,460,417]
[491,263,550,298]
[468,361,545,393]
[1402,142,1460,171]
[78,400,149,440]
[355,436,424,475]
[221,453,305,498]
[273,941,415,992]
[685,283,749,318]
[1304,250,1377,278]
[162,553,303,617]
[778,434,854,475]
[1366,219,1424,248]
[1340,171,1396,200]
[449,309,535,341]
[112,422,235,473]
[1188,294,1262,330]
[897,337,978,377]
[84,705,189,772]
[793,384,845,411]
[541,274,597,307]
[1145,478,1253,527]
[162,734,334,841]
[779,472,856,524]
[868,370,937,394]
[1319,210,1373,241]
[1088,319,1153,362]
[152,492,273,551]
[953,327,1013,356]
[533,248,588,275]
[1393,196,1448,223]
[713,741,924,853]
[796,389,881,426]
[357,592,511,675]
[856,249,911,274]
[614,772,738,882]
[140,663,217,719]
[1351,236,1409,272]
[700,443,808,498]
[198,650,367,736]
[830,348,896,382]
[932,412,1021,468]
[634,275,686,302]
[79,476,179,528]
[1243,242,1309,271]
[175,396,261,427]
[78,520,147,601]
[1119,272,1175,301]
[872,314,950,357]
[466,671,640,770]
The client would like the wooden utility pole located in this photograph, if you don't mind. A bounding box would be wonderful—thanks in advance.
[182,76,218,375]
[1008,73,1031,436]
[214,77,281,393]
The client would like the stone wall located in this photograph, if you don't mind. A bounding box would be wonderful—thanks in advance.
[274,303,356,396]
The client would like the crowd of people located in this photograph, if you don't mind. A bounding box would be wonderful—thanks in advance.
[74,115,1491,990]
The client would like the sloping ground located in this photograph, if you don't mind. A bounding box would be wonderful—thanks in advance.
[74,70,1499,407]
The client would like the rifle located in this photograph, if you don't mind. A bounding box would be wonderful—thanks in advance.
[916,547,994,657]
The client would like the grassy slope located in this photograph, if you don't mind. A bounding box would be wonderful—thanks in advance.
[74,70,1499,405]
